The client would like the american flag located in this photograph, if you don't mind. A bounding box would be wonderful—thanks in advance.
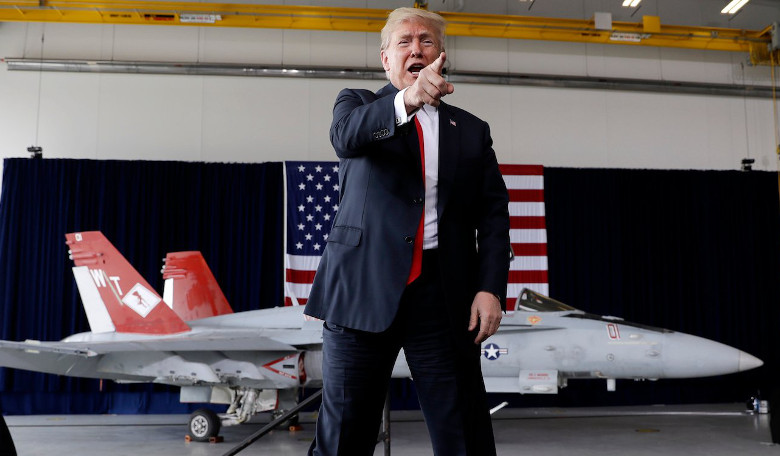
[284,161,548,310]
[284,161,340,306]
[499,164,549,310]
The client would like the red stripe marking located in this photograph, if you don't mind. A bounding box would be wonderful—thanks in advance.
[286,269,316,283]
[262,353,298,380]
[511,243,547,256]
[510,216,546,229]
[505,297,517,311]
[499,164,544,175]
[507,189,545,202]
[508,270,549,283]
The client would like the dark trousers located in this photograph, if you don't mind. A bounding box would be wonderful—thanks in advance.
[0,411,16,456]
[309,250,496,456]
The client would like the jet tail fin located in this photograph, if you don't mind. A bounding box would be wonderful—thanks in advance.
[65,231,190,335]
[162,251,234,321]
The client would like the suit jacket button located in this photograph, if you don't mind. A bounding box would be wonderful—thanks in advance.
[413,198,423,204]
[404,236,413,244]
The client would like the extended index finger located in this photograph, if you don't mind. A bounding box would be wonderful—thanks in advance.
[429,51,446,75]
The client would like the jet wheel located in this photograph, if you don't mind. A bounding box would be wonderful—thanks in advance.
[188,408,221,442]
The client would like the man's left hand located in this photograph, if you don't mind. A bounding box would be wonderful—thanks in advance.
[468,291,502,344]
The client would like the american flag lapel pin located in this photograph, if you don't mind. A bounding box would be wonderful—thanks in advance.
[450,119,456,127]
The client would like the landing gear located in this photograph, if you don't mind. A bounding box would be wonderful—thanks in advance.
[188,408,221,442]
[221,388,279,427]
[185,387,302,441]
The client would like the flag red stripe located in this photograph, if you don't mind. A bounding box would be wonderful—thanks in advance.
[507,189,544,202]
[499,164,544,175]
[286,269,317,283]
[505,297,517,311]
[508,270,549,283]
[285,297,309,306]
[511,243,547,256]
[510,216,546,229]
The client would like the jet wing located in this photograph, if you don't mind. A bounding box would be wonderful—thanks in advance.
[0,340,97,357]
[0,340,111,379]
[0,334,301,383]
[58,332,298,354]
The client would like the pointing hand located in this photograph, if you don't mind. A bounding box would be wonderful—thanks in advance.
[404,52,455,112]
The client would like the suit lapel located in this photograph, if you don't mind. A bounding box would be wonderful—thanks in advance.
[437,102,459,219]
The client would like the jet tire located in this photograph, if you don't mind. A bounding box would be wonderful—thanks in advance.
[188,408,221,442]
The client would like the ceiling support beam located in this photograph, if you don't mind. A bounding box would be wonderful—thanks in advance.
[0,1,772,53]
[5,58,775,99]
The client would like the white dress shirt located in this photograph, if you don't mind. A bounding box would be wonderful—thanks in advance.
[394,88,439,250]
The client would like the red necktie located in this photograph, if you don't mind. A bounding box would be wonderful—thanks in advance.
[407,116,426,284]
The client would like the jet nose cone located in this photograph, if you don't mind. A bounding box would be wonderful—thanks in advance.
[662,333,763,377]
[738,351,763,372]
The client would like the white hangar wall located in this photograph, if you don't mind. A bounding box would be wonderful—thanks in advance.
[0,17,776,172]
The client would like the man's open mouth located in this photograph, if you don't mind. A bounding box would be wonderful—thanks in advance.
[408,64,425,75]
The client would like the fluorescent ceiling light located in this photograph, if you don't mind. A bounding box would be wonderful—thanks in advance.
[622,0,641,7]
[721,0,749,14]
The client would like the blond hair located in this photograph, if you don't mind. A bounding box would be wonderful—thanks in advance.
[380,7,446,51]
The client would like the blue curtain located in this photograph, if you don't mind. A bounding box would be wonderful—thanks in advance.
[535,168,779,407]
[0,158,283,414]
[0,160,777,413]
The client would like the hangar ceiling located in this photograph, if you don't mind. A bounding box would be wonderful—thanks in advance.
[1,0,779,29]
[0,0,778,60]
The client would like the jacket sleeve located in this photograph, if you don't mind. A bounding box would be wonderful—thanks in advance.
[330,88,400,158]
[475,122,511,310]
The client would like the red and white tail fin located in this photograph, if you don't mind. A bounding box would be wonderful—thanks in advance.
[65,231,190,335]
[161,251,234,321]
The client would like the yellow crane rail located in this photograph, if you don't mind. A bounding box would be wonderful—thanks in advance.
[0,1,772,54]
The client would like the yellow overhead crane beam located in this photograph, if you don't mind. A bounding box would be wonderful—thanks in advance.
[0,1,774,57]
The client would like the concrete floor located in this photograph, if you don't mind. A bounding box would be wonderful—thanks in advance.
[4,404,779,455]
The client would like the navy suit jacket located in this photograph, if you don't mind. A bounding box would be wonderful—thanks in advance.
[304,83,510,332]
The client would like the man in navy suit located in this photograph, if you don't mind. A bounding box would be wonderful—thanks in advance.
[305,7,510,456]
[0,404,16,456]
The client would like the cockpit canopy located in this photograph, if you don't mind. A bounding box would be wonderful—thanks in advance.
[517,288,674,334]
[516,288,576,312]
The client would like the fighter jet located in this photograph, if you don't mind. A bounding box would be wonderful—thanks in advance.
[0,231,763,442]
[479,289,763,394]
[0,232,325,441]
